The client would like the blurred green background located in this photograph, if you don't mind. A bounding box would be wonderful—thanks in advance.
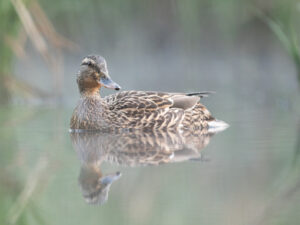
[0,0,300,225]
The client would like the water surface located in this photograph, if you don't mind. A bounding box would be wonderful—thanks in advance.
[0,105,299,225]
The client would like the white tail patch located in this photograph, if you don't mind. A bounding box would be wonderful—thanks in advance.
[208,119,229,133]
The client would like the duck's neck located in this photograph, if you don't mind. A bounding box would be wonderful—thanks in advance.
[80,89,102,98]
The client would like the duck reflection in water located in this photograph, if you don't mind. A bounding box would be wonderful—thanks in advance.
[70,127,227,205]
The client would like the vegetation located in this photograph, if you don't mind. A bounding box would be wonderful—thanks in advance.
[0,0,20,102]
[1,0,300,104]
[258,0,300,84]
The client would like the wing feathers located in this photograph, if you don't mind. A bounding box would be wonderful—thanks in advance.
[105,91,207,111]
[186,91,215,98]
[171,96,199,110]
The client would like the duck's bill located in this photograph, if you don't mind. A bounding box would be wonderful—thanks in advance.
[100,171,122,185]
[100,76,121,90]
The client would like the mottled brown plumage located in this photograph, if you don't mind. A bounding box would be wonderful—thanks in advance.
[70,55,224,131]
[71,128,214,167]
[70,128,218,204]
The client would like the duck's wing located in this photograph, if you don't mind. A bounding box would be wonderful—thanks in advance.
[104,91,203,111]
[104,91,213,129]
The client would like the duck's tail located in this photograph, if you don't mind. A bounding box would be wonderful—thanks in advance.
[186,91,216,98]
[207,119,229,133]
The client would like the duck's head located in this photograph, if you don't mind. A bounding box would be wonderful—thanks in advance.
[78,166,121,205]
[77,55,121,95]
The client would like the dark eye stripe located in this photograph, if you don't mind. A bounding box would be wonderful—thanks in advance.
[81,61,100,73]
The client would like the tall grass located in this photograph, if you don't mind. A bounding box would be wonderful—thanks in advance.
[0,0,20,103]
[1,0,300,104]
[263,16,300,84]
[257,0,300,86]
[0,0,77,104]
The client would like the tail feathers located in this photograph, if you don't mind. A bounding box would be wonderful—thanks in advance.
[208,119,229,133]
[186,91,216,98]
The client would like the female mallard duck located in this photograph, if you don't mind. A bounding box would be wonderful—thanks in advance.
[70,55,227,131]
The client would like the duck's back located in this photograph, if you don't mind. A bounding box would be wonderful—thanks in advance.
[103,91,215,130]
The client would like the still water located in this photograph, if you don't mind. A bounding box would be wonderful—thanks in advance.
[0,104,299,225]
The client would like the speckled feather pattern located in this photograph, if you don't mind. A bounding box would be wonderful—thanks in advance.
[71,128,214,167]
[70,90,214,130]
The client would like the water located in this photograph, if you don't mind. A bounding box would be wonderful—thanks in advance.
[0,103,299,225]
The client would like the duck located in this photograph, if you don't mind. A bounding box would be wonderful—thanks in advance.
[70,55,228,131]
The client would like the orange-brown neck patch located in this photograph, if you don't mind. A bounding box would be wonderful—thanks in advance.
[79,77,101,96]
